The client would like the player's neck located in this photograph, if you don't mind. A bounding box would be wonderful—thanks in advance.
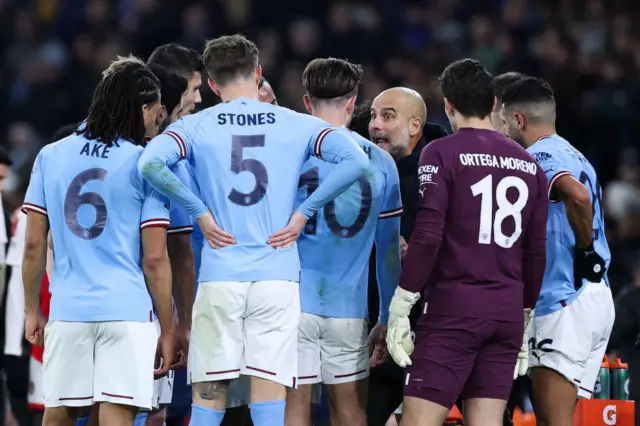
[525,125,557,148]
[313,109,348,128]
[454,116,494,132]
[219,81,260,103]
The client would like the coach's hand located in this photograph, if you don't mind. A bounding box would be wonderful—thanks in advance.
[198,211,235,249]
[155,333,175,379]
[400,236,408,259]
[386,287,421,368]
[25,311,47,347]
[574,243,606,288]
[268,210,308,249]
[514,308,534,379]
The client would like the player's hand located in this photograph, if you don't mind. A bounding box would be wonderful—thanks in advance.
[268,210,308,249]
[386,287,421,368]
[25,311,47,347]
[574,243,606,288]
[514,308,534,379]
[172,321,190,370]
[369,322,389,367]
[399,236,408,259]
[155,332,175,379]
[197,210,235,249]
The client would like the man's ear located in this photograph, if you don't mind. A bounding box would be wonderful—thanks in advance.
[408,116,422,138]
[303,95,313,115]
[156,106,167,126]
[208,79,220,97]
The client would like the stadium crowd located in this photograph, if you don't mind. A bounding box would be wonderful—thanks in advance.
[0,0,639,426]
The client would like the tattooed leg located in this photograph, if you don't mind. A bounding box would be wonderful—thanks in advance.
[192,380,230,411]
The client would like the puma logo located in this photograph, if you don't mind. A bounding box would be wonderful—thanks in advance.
[419,188,426,197]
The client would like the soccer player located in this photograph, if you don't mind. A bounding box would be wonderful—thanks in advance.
[147,43,204,115]
[22,56,175,426]
[258,76,278,105]
[385,59,548,426]
[499,77,613,426]
[284,58,402,426]
[137,34,369,426]
[491,72,524,134]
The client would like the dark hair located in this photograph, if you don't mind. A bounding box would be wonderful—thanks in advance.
[147,43,205,79]
[348,101,372,139]
[51,124,78,143]
[77,56,160,147]
[202,34,259,86]
[494,72,524,102]
[439,58,494,119]
[0,146,12,167]
[302,58,363,103]
[149,64,188,116]
[500,76,555,107]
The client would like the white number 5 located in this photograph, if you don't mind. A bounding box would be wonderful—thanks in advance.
[470,175,529,248]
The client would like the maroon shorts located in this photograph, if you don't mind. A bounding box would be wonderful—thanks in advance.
[403,314,523,408]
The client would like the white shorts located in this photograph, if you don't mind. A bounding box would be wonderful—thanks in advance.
[152,320,174,409]
[28,356,44,411]
[43,321,158,409]
[529,282,615,398]
[188,280,300,388]
[297,313,369,385]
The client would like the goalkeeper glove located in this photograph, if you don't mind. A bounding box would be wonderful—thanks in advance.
[514,308,534,379]
[386,287,420,368]
[574,243,606,289]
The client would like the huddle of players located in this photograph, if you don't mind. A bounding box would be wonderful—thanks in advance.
[18,32,613,426]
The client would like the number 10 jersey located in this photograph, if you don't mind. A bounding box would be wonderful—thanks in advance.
[22,135,170,322]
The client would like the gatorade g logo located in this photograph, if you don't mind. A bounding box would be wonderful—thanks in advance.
[625,378,630,396]
[603,405,617,425]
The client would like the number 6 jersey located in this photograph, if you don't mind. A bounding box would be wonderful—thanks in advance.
[22,134,170,322]
[527,134,611,317]
[401,128,548,323]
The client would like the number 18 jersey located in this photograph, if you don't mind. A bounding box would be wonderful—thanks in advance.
[22,134,170,323]
[527,134,611,316]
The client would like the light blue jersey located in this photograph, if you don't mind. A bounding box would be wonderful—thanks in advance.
[23,134,170,322]
[527,134,610,316]
[297,129,402,323]
[138,97,369,283]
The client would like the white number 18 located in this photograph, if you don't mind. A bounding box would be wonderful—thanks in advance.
[470,175,529,248]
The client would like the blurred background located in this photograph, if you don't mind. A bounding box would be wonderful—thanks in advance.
[1,0,640,422]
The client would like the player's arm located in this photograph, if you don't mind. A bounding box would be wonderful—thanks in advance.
[21,151,49,317]
[374,160,403,325]
[386,144,448,367]
[167,230,195,328]
[297,128,369,218]
[138,119,208,220]
[140,190,173,337]
[554,174,593,248]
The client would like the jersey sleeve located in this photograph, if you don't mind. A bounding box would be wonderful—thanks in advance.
[528,144,570,201]
[379,153,403,219]
[22,149,47,216]
[398,143,449,293]
[140,185,171,230]
[168,164,193,234]
[521,168,548,309]
[138,118,208,219]
[297,126,369,218]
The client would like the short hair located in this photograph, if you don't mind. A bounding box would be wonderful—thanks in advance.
[0,146,12,167]
[51,124,78,143]
[202,34,259,86]
[77,56,160,147]
[302,57,364,104]
[348,101,372,139]
[147,43,205,79]
[439,58,494,119]
[149,64,188,115]
[494,72,524,103]
[500,76,555,107]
